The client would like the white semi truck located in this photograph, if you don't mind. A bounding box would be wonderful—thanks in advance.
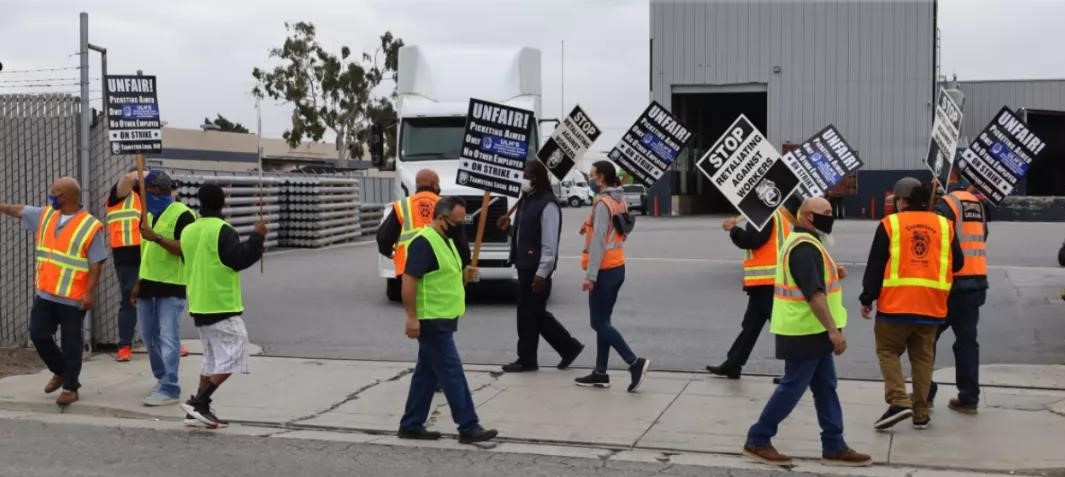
[378,45,543,300]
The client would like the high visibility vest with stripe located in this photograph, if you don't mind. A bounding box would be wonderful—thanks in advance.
[879,211,954,320]
[392,191,438,276]
[415,228,465,320]
[181,217,244,315]
[942,190,987,277]
[140,202,193,286]
[105,192,143,248]
[580,195,627,271]
[34,208,104,301]
[770,232,848,336]
[743,210,792,287]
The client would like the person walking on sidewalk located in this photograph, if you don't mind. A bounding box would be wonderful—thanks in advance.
[498,160,584,373]
[104,169,143,362]
[573,161,650,392]
[396,197,498,444]
[179,185,265,429]
[743,197,871,468]
[0,177,107,406]
[707,202,794,379]
[133,171,196,407]
[929,169,989,415]
[860,178,963,431]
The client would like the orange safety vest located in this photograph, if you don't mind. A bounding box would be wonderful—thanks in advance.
[742,210,793,287]
[105,192,143,248]
[392,191,439,276]
[580,195,627,271]
[878,211,954,320]
[941,190,987,277]
[35,208,104,301]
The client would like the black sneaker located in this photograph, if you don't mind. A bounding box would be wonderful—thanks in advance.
[913,416,931,430]
[397,426,442,440]
[874,406,914,431]
[183,413,204,428]
[628,358,651,392]
[706,364,741,379]
[557,343,584,370]
[458,426,498,444]
[575,372,610,388]
[501,361,538,373]
[772,376,783,385]
[181,397,222,430]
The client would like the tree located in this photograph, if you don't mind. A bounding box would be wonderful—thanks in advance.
[252,22,403,160]
[207,114,250,133]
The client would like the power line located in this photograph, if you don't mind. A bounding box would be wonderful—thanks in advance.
[0,66,80,74]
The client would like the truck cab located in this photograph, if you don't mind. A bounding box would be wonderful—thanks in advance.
[379,45,543,300]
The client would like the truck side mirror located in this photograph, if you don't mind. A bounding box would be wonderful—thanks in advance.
[370,122,385,169]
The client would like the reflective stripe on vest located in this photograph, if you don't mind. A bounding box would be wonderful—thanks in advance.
[879,212,953,320]
[392,192,439,276]
[415,228,465,320]
[140,202,193,285]
[942,191,988,276]
[34,208,103,300]
[770,232,847,336]
[181,217,244,314]
[106,192,143,247]
[580,195,626,271]
[743,211,792,287]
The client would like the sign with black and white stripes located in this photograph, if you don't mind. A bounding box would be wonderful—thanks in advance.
[697,115,800,231]
[538,105,600,181]
[780,125,863,199]
[608,101,693,188]
[957,107,1046,205]
[456,99,534,198]
[104,74,162,154]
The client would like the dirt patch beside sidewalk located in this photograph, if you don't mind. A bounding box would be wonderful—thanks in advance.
[0,348,43,379]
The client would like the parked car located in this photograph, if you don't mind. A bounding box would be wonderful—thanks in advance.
[560,179,594,207]
[622,184,647,214]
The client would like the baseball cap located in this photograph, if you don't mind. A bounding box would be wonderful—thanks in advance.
[892,177,923,199]
[144,170,173,190]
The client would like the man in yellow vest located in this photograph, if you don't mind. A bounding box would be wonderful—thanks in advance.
[860,178,964,431]
[179,185,266,429]
[708,203,794,379]
[1,177,107,406]
[928,169,989,414]
[397,197,497,444]
[105,169,143,362]
[132,171,196,407]
[743,197,871,467]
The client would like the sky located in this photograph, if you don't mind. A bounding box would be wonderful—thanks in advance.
[1,0,1063,153]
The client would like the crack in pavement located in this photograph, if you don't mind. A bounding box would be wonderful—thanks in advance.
[427,370,502,428]
[286,367,413,426]
[631,378,692,449]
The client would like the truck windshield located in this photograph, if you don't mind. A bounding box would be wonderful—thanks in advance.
[400,117,465,161]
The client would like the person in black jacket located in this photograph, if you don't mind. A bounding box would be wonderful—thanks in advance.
[497,160,584,372]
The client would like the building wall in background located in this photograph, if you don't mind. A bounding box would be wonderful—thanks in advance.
[956,79,1065,145]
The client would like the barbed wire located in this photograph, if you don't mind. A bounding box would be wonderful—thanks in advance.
[0,82,82,89]
[0,66,81,74]
[0,77,97,84]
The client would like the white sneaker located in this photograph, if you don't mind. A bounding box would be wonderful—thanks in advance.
[143,392,180,407]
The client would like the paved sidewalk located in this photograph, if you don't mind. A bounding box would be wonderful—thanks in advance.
[1,345,1063,475]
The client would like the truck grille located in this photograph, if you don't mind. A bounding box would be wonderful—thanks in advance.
[459,195,508,244]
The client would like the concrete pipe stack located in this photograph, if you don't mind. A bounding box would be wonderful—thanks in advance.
[172,174,283,250]
[280,176,361,248]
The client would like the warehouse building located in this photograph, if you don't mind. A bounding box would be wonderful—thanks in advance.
[649,0,1065,217]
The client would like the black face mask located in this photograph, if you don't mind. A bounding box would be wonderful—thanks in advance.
[443,219,461,238]
[811,213,835,235]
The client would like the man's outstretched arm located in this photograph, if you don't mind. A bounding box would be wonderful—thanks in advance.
[0,203,25,219]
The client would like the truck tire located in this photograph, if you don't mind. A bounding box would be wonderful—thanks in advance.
[386,277,401,302]
[568,196,582,207]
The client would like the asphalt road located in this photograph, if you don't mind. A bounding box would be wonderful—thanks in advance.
[180,209,1065,380]
[0,418,854,477]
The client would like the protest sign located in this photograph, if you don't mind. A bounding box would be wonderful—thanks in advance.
[780,125,863,199]
[608,102,692,188]
[456,98,533,198]
[539,105,600,180]
[957,106,1047,205]
[925,88,964,186]
[105,74,162,154]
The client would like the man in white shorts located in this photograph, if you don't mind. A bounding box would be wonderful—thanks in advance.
[179,184,266,429]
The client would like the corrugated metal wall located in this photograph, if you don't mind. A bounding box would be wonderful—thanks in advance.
[957,80,1065,144]
[651,0,936,172]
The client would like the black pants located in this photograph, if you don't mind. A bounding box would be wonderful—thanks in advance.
[515,268,581,366]
[29,297,87,391]
[933,289,985,405]
[113,262,139,347]
[723,286,774,370]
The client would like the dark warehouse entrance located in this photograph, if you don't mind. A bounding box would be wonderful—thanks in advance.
[671,90,768,214]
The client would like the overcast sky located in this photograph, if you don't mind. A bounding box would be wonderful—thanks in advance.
[2,0,1062,151]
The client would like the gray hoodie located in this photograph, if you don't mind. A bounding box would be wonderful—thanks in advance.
[584,186,626,281]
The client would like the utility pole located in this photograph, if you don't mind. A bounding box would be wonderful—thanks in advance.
[78,12,92,352]
[560,40,565,117]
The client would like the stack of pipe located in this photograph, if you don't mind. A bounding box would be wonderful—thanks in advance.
[359,204,386,237]
[280,176,361,248]
[172,174,282,249]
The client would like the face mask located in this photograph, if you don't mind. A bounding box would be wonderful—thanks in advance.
[48,195,62,210]
[146,192,173,217]
[521,178,534,194]
[811,213,835,235]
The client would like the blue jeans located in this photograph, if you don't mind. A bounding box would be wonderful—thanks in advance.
[589,266,636,373]
[400,327,480,433]
[933,289,985,405]
[747,352,847,453]
[137,297,185,398]
[113,263,139,347]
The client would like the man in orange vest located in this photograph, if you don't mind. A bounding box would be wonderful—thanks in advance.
[928,169,989,414]
[105,169,143,362]
[707,201,796,380]
[377,169,470,300]
[860,177,963,431]
[1,177,108,406]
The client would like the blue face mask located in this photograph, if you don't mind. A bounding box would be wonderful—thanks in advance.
[48,194,62,210]
[146,192,173,217]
